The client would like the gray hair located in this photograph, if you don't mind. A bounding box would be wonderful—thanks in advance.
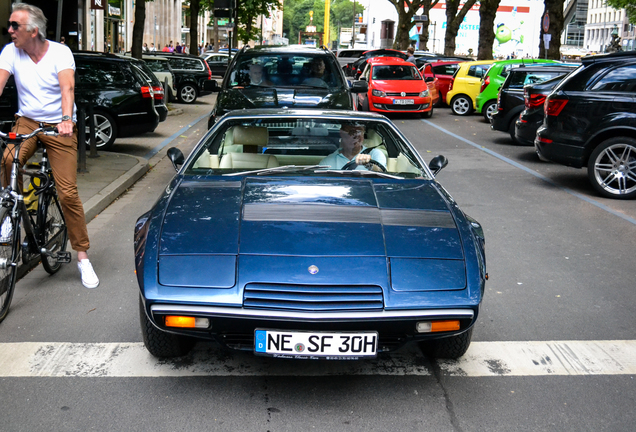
[12,3,47,41]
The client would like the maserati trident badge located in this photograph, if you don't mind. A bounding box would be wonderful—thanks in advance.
[308,265,319,275]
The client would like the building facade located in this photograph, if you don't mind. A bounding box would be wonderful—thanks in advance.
[584,1,633,52]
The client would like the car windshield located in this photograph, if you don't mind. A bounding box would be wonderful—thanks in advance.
[228,53,345,89]
[372,65,422,80]
[184,116,428,179]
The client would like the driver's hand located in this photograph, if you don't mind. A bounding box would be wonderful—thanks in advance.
[355,154,371,165]
[57,120,74,137]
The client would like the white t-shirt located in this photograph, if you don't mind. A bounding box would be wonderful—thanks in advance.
[0,41,76,123]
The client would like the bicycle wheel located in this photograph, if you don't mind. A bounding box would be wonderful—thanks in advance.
[0,207,21,323]
[38,190,68,275]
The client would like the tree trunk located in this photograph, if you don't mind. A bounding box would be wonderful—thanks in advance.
[539,0,564,59]
[131,0,146,59]
[417,0,439,51]
[190,0,200,56]
[393,6,415,50]
[477,0,500,60]
[444,0,477,56]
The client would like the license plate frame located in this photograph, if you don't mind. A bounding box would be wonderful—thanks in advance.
[393,99,414,105]
[254,329,378,360]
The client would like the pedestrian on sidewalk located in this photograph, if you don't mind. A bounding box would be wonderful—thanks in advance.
[0,2,99,289]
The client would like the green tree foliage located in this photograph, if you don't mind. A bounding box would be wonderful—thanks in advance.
[606,0,636,24]
[283,0,363,45]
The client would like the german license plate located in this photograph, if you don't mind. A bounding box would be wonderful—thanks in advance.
[393,99,414,105]
[254,329,378,359]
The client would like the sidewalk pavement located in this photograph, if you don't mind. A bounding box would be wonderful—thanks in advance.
[77,152,149,222]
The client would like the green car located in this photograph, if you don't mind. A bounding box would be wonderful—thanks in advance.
[476,59,558,121]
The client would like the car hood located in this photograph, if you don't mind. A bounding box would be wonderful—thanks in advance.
[219,87,352,110]
[159,177,463,260]
[372,80,428,92]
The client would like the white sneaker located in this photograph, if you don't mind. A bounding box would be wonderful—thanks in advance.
[78,259,99,289]
[0,217,12,243]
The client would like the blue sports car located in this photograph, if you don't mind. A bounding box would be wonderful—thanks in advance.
[135,109,486,360]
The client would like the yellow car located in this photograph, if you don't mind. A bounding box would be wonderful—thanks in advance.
[446,60,495,116]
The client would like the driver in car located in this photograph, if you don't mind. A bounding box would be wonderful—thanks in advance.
[320,123,387,170]
[248,63,272,86]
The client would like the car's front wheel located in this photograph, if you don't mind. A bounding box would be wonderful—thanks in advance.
[450,95,473,116]
[420,327,473,359]
[587,137,636,199]
[177,83,198,104]
[483,100,497,122]
[139,298,196,358]
[421,107,433,119]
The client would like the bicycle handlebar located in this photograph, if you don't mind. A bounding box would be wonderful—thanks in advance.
[0,126,59,143]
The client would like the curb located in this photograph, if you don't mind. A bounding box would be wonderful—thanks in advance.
[82,155,150,222]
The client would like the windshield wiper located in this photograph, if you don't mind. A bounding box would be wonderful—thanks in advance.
[317,170,403,180]
[224,165,331,176]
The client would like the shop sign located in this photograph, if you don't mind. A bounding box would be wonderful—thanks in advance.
[91,0,106,10]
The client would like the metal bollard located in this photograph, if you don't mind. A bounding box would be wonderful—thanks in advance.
[76,103,88,173]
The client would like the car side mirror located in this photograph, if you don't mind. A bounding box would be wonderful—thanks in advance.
[425,76,435,82]
[359,76,366,81]
[167,147,185,171]
[428,155,448,176]
[350,80,368,93]
[204,79,220,92]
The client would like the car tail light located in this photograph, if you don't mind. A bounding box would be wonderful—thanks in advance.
[480,75,490,93]
[449,77,454,91]
[545,96,568,116]
[204,60,212,80]
[140,85,153,99]
[497,91,503,110]
[536,136,553,144]
[152,85,164,101]
[525,93,546,109]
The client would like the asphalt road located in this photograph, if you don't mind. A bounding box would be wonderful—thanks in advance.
[0,97,634,432]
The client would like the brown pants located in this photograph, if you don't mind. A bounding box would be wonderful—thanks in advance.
[1,116,90,252]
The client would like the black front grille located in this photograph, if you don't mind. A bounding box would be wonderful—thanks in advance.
[380,104,425,111]
[243,283,384,311]
[386,92,420,96]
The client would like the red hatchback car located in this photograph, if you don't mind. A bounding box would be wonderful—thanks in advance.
[429,61,462,106]
[356,57,433,118]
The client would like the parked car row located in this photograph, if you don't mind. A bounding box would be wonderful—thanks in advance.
[487,51,636,200]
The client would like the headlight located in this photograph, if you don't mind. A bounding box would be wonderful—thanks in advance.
[372,89,386,97]
[419,90,430,98]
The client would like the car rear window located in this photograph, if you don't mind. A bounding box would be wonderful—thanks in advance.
[372,65,422,80]
[508,70,570,89]
[144,59,171,73]
[76,61,135,86]
[338,50,365,58]
[432,64,459,76]
[168,57,205,71]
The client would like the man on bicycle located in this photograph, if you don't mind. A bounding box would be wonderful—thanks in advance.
[0,3,99,288]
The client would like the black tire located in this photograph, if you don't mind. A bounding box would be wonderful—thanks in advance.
[139,297,196,358]
[421,106,434,119]
[587,137,636,199]
[86,111,117,151]
[0,208,20,324]
[450,95,473,116]
[420,327,474,359]
[38,191,68,275]
[177,83,198,104]
[482,100,497,122]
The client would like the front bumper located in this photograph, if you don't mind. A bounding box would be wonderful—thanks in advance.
[369,96,431,113]
[146,303,477,352]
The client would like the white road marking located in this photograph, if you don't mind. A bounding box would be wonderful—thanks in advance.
[0,340,634,377]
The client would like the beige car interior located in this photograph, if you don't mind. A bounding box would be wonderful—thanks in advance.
[192,124,422,174]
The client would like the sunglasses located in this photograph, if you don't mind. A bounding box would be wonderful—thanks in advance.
[7,21,25,31]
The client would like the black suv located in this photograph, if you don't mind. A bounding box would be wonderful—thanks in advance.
[490,65,575,142]
[535,51,636,199]
[0,52,166,151]
[208,45,367,128]
[144,52,215,103]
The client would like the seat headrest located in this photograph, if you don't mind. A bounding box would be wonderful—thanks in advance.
[364,130,383,148]
[232,126,269,146]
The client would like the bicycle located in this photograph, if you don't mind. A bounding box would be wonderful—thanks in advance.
[0,126,71,323]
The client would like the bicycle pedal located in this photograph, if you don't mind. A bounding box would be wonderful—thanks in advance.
[55,251,72,263]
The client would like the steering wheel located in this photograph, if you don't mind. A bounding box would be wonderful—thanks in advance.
[341,158,387,172]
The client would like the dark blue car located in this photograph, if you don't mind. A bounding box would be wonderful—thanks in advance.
[135,109,487,360]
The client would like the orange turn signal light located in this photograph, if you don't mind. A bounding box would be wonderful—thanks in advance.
[431,320,461,332]
[165,316,196,328]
